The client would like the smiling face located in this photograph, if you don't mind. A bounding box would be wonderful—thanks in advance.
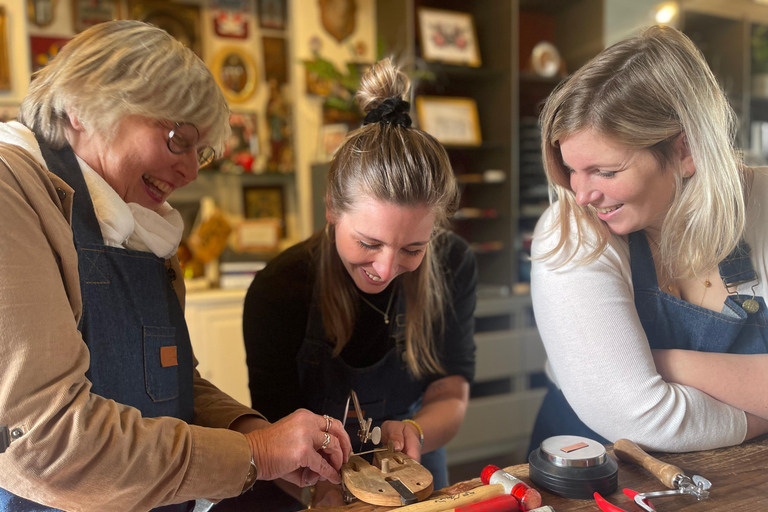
[69,115,202,211]
[560,128,681,236]
[330,196,436,294]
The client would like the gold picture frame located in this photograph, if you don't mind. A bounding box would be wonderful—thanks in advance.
[415,96,482,146]
[0,7,10,91]
[128,0,201,57]
[72,0,120,33]
[212,47,258,104]
[417,7,481,68]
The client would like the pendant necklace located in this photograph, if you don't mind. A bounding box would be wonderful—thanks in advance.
[359,287,396,324]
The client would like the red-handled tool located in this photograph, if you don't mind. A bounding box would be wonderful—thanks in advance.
[594,489,656,512]
[454,494,520,511]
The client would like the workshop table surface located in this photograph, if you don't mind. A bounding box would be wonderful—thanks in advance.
[313,434,768,512]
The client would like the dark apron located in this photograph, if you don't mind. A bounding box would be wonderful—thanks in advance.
[297,284,450,490]
[0,142,195,512]
[529,230,768,454]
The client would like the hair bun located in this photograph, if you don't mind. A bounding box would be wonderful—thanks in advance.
[356,57,410,113]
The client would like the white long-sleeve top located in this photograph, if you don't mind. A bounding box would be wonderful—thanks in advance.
[530,169,768,451]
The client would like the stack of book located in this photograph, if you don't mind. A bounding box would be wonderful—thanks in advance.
[218,261,267,289]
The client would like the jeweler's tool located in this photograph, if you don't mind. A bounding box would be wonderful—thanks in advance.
[613,439,711,509]
[342,390,382,449]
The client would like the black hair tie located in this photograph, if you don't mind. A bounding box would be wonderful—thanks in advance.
[363,97,412,128]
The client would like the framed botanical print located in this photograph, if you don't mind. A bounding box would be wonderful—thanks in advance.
[415,96,482,146]
[417,7,481,67]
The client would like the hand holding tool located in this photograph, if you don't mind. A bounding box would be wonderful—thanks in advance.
[343,390,382,447]
[613,439,711,501]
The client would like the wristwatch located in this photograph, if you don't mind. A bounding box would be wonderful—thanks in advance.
[240,455,258,494]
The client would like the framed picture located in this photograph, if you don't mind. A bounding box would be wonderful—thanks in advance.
[317,123,348,161]
[262,36,288,85]
[220,111,259,173]
[128,0,201,57]
[417,7,481,67]
[72,0,120,33]
[29,36,71,73]
[211,47,258,104]
[211,0,249,39]
[258,0,286,30]
[242,185,285,237]
[415,96,482,146]
[234,219,281,252]
[0,7,9,91]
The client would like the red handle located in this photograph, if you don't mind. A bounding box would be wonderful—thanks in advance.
[594,492,630,512]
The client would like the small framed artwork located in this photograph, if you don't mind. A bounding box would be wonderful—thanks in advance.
[27,0,59,27]
[211,0,249,39]
[415,96,482,146]
[317,123,348,161]
[72,0,120,33]
[235,219,281,252]
[129,0,202,57]
[0,7,9,91]
[29,36,71,73]
[263,36,288,85]
[211,47,258,104]
[417,7,481,67]
[258,0,286,30]
[243,185,285,237]
[220,111,259,173]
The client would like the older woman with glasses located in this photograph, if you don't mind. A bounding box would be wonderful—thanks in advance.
[0,20,350,512]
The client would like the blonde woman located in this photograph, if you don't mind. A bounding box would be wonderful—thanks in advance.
[0,21,350,512]
[529,25,768,455]
[242,58,477,507]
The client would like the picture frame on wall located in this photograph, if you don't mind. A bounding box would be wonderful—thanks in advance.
[211,47,258,104]
[128,0,202,57]
[262,36,288,85]
[415,96,482,146]
[417,7,481,67]
[258,0,286,30]
[72,0,120,33]
[242,185,286,237]
[0,7,10,91]
[317,123,348,162]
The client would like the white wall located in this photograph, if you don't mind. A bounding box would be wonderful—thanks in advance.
[603,0,672,47]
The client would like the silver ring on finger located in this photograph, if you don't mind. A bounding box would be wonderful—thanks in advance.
[323,414,332,433]
[320,432,331,450]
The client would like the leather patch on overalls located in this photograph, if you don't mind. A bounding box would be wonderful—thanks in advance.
[160,346,178,367]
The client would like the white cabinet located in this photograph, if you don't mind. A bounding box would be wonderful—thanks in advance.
[184,289,251,407]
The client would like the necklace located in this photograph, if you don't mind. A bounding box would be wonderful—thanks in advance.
[359,287,396,324]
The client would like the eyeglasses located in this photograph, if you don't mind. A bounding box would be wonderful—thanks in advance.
[167,122,216,167]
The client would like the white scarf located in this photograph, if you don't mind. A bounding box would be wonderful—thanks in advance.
[0,121,183,259]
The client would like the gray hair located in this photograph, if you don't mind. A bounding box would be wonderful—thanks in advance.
[540,25,745,280]
[19,20,230,154]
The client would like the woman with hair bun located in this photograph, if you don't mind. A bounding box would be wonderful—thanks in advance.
[242,57,478,507]
[529,25,768,455]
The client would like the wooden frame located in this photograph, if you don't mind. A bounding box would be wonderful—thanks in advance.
[258,0,286,30]
[235,219,281,252]
[0,7,9,91]
[415,96,482,146]
[417,7,481,67]
[317,123,348,161]
[211,47,258,104]
[72,0,120,33]
[242,185,285,237]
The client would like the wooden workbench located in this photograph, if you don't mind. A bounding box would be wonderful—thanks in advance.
[315,434,768,511]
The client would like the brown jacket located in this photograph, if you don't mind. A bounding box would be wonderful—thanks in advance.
[0,143,261,511]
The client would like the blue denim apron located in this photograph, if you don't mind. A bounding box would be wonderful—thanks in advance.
[296,284,449,490]
[0,142,195,512]
[528,230,768,454]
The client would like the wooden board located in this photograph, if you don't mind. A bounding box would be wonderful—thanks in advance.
[341,450,434,506]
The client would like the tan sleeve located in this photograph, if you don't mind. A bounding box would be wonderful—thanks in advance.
[0,146,252,511]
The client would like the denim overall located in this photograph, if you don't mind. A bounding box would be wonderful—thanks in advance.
[296,285,450,489]
[528,230,768,454]
[0,142,195,512]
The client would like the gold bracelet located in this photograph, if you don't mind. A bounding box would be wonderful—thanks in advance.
[402,419,424,447]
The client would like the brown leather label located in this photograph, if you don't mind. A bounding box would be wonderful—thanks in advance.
[160,346,178,367]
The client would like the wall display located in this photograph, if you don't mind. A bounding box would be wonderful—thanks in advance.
[242,185,285,237]
[128,0,201,57]
[29,36,71,72]
[27,0,58,27]
[220,111,259,173]
[72,0,120,33]
[317,123,348,161]
[258,0,285,30]
[0,7,9,91]
[417,7,481,67]
[319,0,356,42]
[262,36,288,85]
[211,47,258,104]
[266,79,293,173]
[415,96,482,146]
[530,41,563,78]
[213,10,248,39]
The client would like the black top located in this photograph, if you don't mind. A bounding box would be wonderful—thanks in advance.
[243,231,478,422]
